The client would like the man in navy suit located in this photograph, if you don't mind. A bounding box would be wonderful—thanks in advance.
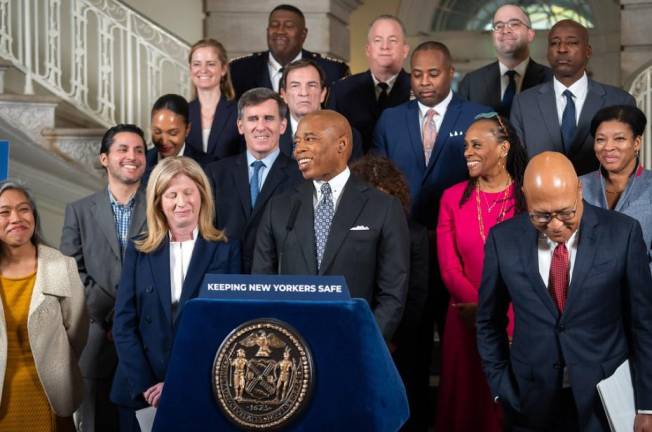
[510,19,635,176]
[205,88,302,273]
[278,59,363,161]
[229,4,349,99]
[458,4,551,117]
[252,110,409,339]
[477,152,652,431]
[373,40,490,430]
[327,15,412,152]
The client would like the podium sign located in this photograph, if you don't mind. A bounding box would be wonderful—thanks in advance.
[0,141,8,180]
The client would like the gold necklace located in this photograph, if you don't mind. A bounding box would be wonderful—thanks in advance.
[476,177,512,243]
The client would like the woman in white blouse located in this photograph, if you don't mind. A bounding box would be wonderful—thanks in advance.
[110,156,240,428]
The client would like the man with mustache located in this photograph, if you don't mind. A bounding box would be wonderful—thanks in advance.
[458,4,551,117]
[229,4,349,98]
[510,19,635,176]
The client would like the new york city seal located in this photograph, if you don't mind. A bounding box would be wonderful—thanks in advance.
[213,318,314,430]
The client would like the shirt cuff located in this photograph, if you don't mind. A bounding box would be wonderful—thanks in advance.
[637,410,652,414]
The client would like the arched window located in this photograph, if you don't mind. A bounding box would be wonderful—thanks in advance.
[432,0,594,32]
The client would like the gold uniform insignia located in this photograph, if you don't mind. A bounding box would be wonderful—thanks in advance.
[213,319,314,430]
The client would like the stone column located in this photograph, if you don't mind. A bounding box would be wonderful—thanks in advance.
[204,0,363,61]
[621,0,652,86]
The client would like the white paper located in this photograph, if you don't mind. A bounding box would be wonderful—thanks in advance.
[596,360,636,432]
[135,406,157,432]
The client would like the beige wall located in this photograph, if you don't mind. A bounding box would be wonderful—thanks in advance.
[122,0,204,44]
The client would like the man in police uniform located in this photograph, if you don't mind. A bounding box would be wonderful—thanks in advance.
[230,4,349,99]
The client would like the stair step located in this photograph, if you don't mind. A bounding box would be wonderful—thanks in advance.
[41,127,105,178]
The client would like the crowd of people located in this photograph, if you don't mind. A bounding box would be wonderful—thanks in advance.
[0,3,650,432]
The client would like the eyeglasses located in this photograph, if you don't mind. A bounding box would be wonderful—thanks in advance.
[528,198,578,224]
[474,111,508,137]
[492,19,529,33]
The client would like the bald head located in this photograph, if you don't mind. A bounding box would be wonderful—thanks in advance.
[493,4,531,27]
[524,152,582,242]
[550,19,589,42]
[294,110,352,181]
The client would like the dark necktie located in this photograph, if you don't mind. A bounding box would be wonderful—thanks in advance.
[502,70,517,113]
[549,243,569,311]
[377,82,389,109]
[250,160,265,208]
[314,183,334,270]
[560,90,577,153]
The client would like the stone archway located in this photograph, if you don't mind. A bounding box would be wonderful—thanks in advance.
[629,63,652,168]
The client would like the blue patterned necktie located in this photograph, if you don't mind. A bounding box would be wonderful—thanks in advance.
[314,182,334,270]
[502,70,517,112]
[250,160,265,208]
[560,89,577,154]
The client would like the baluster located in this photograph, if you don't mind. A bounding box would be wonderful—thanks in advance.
[45,0,62,87]
[23,0,34,94]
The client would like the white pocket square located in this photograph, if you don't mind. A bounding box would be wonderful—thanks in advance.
[350,225,370,231]
[449,130,464,137]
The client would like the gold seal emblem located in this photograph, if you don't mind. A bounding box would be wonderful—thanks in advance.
[213,319,314,430]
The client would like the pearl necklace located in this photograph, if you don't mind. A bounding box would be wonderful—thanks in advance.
[476,178,512,244]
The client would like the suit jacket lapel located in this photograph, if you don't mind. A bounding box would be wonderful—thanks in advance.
[387,69,410,106]
[406,101,426,167]
[293,182,318,275]
[251,154,287,219]
[518,222,560,319]
[258,53,273,89]
[572,80,605,154]
[319,177,366,275]
[279,114,294,157]
[148,240,173,325]
[536,83,563,151]
[178,236,216,308]
[94,191,121,260]
[522,59,544,90]
[206,96,231,155]
[563,204,599,317]
[231,154,252,215]
[187,100,203,152]
[488,62,502,108]
[128,189,147,240]
[424,95,462,178]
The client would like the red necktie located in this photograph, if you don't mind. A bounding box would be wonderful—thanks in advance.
[549,243,569,311]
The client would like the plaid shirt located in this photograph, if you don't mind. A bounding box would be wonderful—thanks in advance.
[108,188,136,257]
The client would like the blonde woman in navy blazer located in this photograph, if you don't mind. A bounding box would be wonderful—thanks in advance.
[111,157,240,429]
[580,105,652,272]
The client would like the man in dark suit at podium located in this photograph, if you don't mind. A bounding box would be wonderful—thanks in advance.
[229,4,349,98]
[477,152,652,431]
[458,4,551,117]
[252,110,410,339]
[205,88,302,273]
[327,15,412,152]
[278,59,363,160]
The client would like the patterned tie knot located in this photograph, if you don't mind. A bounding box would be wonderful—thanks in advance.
[320,182,332,197]
[505,70,517,78]
[563,89,574,100]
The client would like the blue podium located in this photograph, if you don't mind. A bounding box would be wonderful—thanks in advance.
[153,298,409,431]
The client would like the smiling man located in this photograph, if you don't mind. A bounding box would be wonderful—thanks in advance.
[205,88,302,273]
[510,19,635,176]
[60,124,148,432]
[252,109,409,340]
[477,152,652,432]
[458,4,551,117]
[229,4,349,98]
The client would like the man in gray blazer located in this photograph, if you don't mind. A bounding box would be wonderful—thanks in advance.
[252,110,410,339]
[510,19,635,176]
[61,124,148,432]
[458,4,551,117]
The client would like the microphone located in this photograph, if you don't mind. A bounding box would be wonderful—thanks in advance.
[279,200,301,273]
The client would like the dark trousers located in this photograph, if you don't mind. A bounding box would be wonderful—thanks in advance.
[505,388,579,432]
[118,407,141,432]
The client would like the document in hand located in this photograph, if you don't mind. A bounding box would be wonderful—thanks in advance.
[596,360,635,432]
[136,406,157,432]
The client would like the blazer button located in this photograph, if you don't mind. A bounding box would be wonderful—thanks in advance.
[145,315,152,324]
[146,285,153,293]
[553,362,563,370]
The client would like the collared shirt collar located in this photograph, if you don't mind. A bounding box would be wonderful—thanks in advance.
[371,72,399,95]
[498,58,529,78]
[539,228,579,250]
[246,147,280,167]
[290,115,300,137]
[268,51,302,73]
[169,226,199,242]
[417,90,453,119]
[553,72,588,101]
[108,187,136,207]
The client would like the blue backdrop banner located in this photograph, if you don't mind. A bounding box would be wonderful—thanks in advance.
[200,274,351,301]
[0,141,9,180]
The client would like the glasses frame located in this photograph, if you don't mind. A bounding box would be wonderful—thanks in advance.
[528,196,579,224]
[492,19,530,33]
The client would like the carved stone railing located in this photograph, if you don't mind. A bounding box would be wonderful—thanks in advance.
[0,0,191,130]
[629,64,652,169]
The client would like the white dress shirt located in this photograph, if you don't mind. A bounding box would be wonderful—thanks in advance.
[312,167,350,211]
[498,59,529,97]
[169,227,198,305]
[371,72,399,99]
[418,90,453,137]
[537,229,579,288]
[553,73,588,125]
[202,128,211,153]
[268,51,302,92]
[290,115,300,139]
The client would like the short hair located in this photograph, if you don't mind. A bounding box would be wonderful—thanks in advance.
[279,59,327,91]
[237,87,288,120]
[350,155,411,214]
[368,15,407,39]
[151,94,189,125]
[135,157,227,253]
[411,41,452,66]
[590,105,647,137]
[269,4,305,21]
[493,4,532,28]
[0,180,44,250]
[188,38,235,101]
[99,124,146,155]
